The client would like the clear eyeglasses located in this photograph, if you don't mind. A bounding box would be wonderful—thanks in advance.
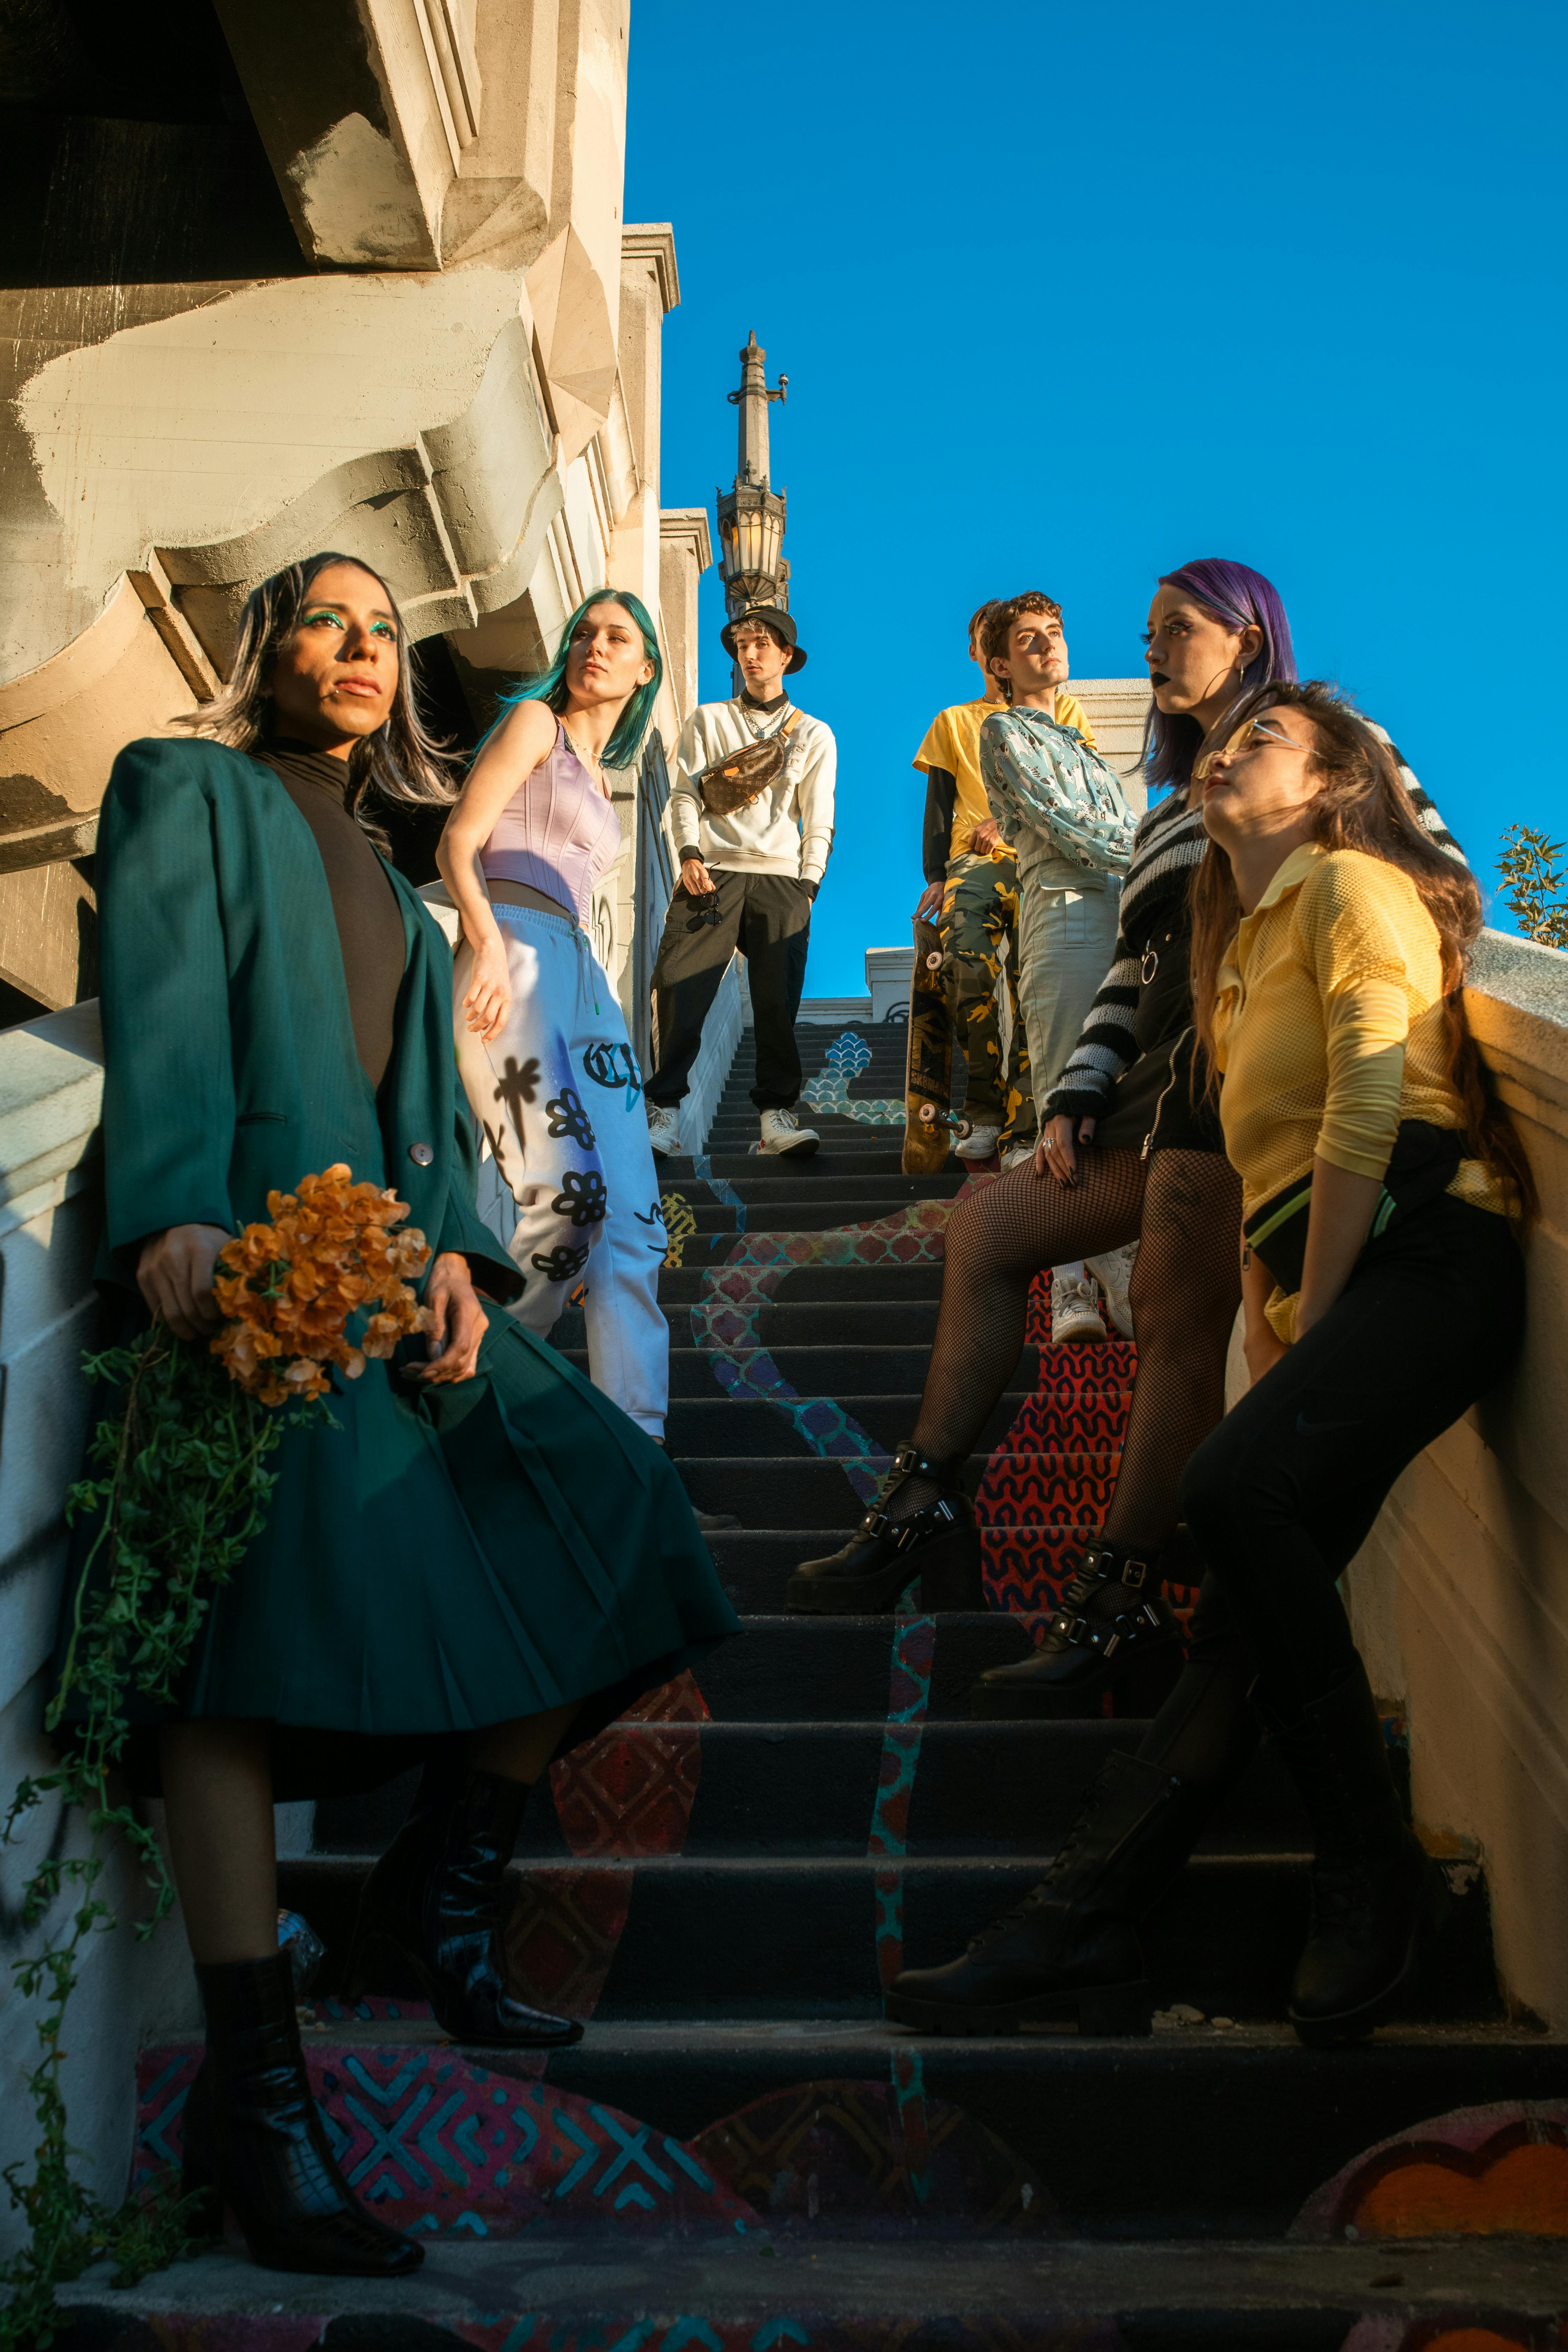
[1192,715,1303,782]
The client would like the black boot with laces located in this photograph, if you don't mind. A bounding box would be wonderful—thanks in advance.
[885,1749,1209,2035]
[786,1440,983,1614]
[1263,1657,1452,2046]
[968,1532,1187,1719]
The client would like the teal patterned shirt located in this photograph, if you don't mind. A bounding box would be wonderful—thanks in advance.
[979,708,1138,879]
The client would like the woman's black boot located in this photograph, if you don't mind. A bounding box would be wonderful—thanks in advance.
[183,1953,420,2276]
[347,1766,584,2046]
[968,1533,1187,1719]
[786,1440,982,1614]
[884,1749,1210,2035]
[1264,1657,1452,2047]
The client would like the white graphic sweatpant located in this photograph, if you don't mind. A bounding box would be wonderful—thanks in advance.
[452,900,669,1438]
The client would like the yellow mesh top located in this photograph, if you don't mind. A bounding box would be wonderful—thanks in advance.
[1213,842,1505,1223]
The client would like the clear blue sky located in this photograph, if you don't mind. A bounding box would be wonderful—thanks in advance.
[626,0,1566,997]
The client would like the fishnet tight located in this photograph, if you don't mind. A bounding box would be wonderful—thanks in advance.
[900,1149,1244,1547]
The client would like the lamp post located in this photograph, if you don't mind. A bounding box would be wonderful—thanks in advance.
[716,330,788,621]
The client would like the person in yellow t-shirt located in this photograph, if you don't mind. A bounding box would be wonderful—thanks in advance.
[912,602,1094,1165]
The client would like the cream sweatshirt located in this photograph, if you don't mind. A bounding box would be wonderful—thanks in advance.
[668,698,837,884]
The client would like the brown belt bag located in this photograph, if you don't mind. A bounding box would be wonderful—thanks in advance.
[697,710,804,817]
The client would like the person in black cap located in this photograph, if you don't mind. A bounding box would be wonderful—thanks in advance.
[644,605,837,1156]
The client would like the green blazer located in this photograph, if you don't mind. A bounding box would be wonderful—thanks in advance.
[76,735,737,1769]
[96,735,519,1301]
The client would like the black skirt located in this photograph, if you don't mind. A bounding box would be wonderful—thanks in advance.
[1090,918,1224,1158]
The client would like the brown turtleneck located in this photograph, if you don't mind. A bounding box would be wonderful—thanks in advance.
[253,739,407,1091]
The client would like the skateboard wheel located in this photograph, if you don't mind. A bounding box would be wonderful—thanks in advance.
[925,952,942,970]
[954,1119,972,1138]
[918,1103,936,1125]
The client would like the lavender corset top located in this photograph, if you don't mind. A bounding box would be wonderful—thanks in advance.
[481,721,621,927]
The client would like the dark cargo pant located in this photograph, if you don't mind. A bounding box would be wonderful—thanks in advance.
[647,868,813,1111]
[939,850,1033,1144]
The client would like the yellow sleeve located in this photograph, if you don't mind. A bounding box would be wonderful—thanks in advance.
[1299,856,1412,1182]
[913,708,956,775]
[1318,984,1408,1179]
[1056,692,1097,749]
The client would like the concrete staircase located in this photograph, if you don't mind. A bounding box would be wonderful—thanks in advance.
[71,1023,1568,2349]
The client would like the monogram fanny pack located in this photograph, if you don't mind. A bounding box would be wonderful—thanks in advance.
[698,709,804,816]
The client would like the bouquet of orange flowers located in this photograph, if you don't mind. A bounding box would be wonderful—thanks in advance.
[211,1163,432,1405]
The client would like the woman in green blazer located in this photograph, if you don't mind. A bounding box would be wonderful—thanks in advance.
[79,552,738,2279]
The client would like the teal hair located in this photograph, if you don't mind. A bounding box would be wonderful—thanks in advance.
[496,590,663,769]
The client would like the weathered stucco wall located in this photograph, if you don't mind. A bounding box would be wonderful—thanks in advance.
[1338,929,1568,2031]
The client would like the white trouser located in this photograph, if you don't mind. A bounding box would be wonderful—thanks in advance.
[452,901,669,1438]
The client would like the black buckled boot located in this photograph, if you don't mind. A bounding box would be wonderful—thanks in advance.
[1263,1658,1451,2047]
[968,1533,1186,1719]
[347,1766,584,2046]
[182,1952,420,2276]
[884,1749,1210,2035]
[785,1441,983,1614]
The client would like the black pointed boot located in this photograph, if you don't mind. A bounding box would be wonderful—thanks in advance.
[884,1749,1211,2035]
[182,1953,420,2276]
[347,1766,584,2046]
[1264,1658,1451,2047]
[968,1532,1186,1719]
[785,1441,983,1614]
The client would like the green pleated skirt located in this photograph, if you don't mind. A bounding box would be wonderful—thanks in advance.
[58,1302,740,1799]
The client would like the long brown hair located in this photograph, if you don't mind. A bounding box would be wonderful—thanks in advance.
[1190,680,1536,1219]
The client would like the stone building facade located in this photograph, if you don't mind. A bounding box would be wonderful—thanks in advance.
[0,0,705,1025]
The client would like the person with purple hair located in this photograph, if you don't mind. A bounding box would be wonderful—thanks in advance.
[789,557,1461,2035]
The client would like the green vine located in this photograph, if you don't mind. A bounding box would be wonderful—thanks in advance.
[0,1329,326,2350]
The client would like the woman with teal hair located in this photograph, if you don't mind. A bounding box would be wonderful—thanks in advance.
[438,591,674,1441]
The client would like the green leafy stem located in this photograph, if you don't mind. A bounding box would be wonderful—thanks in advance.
[0,1329,326,2349]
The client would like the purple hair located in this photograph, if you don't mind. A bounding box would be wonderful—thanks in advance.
[1145,558,1298,794]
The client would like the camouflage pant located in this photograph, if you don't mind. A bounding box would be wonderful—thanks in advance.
[939,851,1033,1143]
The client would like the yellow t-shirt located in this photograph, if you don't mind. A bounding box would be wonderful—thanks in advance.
[914,692,1095,862]
[1213,842,1506,1341]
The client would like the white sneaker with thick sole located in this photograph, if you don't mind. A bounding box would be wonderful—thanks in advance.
[1085,1241,1138,1340]
[954,1123,1000,1162]
[1000,1141,1038,1173]
[759,1108,820,1156]
[646,1102,681,1157]
[1051,1263,1107,1345]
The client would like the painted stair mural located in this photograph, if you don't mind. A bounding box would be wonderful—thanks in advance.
[63,1024,1568,2348]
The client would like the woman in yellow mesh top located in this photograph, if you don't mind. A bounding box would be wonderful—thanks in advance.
[1180,678,1532,2044]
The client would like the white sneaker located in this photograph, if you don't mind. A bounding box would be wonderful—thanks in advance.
[759,1107,820,1156]
[1051,1263,1106,1345]
[1000,1141,1037,1173]
[954,1122,1000,1162]
[647,1102,681,1157]
[1086,1242,1138,1340]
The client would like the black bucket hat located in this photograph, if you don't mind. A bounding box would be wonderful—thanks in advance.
[721,604,807,673]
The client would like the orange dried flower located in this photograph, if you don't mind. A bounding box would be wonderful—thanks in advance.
[211,1162,432,1403]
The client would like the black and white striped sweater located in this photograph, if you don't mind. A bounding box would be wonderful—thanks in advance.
[1040,730,1464,1123]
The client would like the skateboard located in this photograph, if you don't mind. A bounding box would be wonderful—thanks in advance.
[903,916,969,1174]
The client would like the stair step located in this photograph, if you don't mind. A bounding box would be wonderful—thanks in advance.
[702,1527,1100,1610]
[279,1850,1501,2024]
[662,1393,1048,1455]
[655,1264,951,1302]
[676,1455,1120,1527]
[564,1346,1045,1400]
[311,1719,1314,1860]
[125,2021,1568,2260]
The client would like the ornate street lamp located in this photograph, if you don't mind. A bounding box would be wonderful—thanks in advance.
[716,330,788,619]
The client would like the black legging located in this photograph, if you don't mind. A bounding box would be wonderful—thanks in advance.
[1178,1193,1525,1715]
